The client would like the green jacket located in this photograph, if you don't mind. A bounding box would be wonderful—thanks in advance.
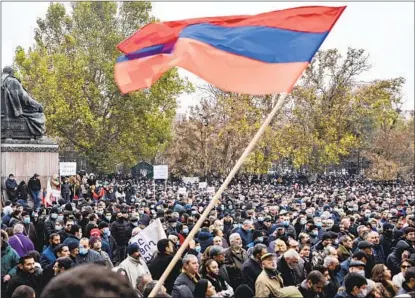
[1,243,19,277]
[337,244,352,262]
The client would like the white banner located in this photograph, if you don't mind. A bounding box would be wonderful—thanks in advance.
[59,162,77,176]
[182,177,199,184]
[153,165,168,180]
[178,187,187,195]
[199,182,207,189]
[129,219,166,263]
[207,186,215,194]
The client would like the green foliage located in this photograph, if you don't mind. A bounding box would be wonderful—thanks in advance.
[13,2,192,172]
[165,86,275,177]
[241,48,405,174]
[363,113,414,181]
[270,48,405,172]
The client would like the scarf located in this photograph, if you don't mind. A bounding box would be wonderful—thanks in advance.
[185,271,201,284]
[264,268,280,279]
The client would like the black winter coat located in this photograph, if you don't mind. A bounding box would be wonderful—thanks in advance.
[7,270,40,297]
[172,272,199,298]
[61,182,71,195]
[28,177,41,192]
[43,217,57,241]
[277,256,303,287]
[16,184,28,201]
[241,257,262,292]
[387,240,414,275]
[149,253,182,294]
[6,179,18,201]
[298,280,325,298]
[110,218,130,246]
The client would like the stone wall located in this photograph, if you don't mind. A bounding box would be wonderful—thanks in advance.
[1,139,59,191]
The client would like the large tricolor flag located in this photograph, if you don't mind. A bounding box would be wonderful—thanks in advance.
[115,6,346,95]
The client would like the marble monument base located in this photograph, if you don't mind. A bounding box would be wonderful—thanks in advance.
[1,138,59,195]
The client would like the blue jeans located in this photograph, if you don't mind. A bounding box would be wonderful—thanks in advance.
[31,191,41,209]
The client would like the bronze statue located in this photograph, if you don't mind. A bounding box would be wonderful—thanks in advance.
[1,66,46,139]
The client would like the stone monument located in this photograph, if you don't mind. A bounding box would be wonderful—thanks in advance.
[1,66,59,190]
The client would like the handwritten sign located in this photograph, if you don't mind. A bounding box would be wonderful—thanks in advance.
[129,219,166,263]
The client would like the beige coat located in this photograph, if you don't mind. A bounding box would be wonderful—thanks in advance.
[255,269,284,298]
[118,256,150,289]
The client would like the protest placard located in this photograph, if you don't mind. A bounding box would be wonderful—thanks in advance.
[129,219,166,263]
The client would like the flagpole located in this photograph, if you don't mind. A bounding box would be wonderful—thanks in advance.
[149,92,288,298]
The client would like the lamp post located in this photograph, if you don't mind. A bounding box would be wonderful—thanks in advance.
[200,112,215,182]
[200,115,209,183]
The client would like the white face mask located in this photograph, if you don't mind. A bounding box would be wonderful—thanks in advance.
[356,270,365,278]
[357,288,367,297]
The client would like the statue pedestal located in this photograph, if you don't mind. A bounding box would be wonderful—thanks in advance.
[1,138,59,195]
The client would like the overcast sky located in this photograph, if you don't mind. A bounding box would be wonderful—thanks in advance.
[2,2,414,112]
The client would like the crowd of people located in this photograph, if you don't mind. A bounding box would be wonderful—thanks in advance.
[1,172,415,298]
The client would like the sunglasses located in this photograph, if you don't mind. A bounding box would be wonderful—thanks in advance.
[402,265,411,269]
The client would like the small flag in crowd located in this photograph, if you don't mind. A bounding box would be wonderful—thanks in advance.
[114,6,346,95]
